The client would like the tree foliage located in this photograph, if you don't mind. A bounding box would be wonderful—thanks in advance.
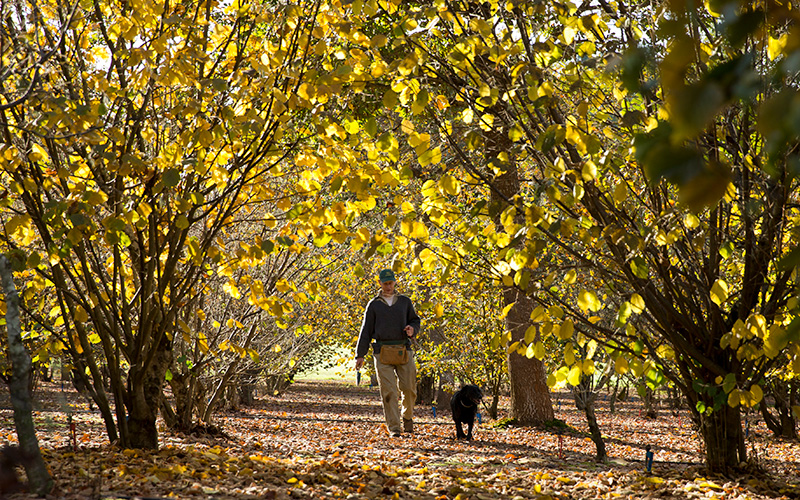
[3,0,800,475]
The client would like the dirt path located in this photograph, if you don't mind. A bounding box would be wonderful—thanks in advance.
[1,378,798,499]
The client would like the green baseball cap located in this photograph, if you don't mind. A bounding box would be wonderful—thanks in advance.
[378,269,395,282]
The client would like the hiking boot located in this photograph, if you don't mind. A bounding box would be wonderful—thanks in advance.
[403,418,413,433]
[389,429,402,437]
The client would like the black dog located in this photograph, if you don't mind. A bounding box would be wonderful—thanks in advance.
[450,385,483,440]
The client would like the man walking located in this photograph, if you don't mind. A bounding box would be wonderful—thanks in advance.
[355,269,421,437]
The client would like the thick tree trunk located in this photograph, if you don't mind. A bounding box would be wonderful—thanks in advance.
[487,122,554,426]
[700,404,746,473]
[168,372,194,431]
[0,256,53,495]
[505,288,554,424]
[126,334,172,449]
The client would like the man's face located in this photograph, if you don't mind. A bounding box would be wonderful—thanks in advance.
[380,280,395,295]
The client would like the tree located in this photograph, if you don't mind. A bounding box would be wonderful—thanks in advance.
[349,0,800,473]
[0,255,52,495]
[0,0,344,448]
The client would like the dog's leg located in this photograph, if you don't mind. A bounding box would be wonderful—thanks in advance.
[466,419,474,441]
[455,421,465,439]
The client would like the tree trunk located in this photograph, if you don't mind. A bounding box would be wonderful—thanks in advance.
[700,404,746,473]
[583,398,606,462]
[487,115,554,426]
[504,288,554,424]
[125,333,172,449]
[0,256,53,495]
[416,374,435,405]
[488,375,501,420]
[609,378,620,414]
[761,379,798,439]
[643,387,658,419]
[168,372,194,431]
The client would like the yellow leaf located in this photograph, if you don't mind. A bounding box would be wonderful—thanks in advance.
[567,365,582,386]
[768,34,787,60]
[525,343,536,359]
[439,174,459,195]
[728,389,741,408]
[749,385,764,406]
[558,319,574,340]
[28,143,49,162]
[710,279,728,306]
[499,302,515,320]
[564,344,575,365]
[74,305,89,323]
[613,183,628,203]
[630,293,645,313]
[198,335,209,354]
[578,290,601,312]
[534,341,545,360]
[564,269,577,284]
[223,280,241,299]
[615,356,629,374]
[524,325,537,344]
[581,160,597,181]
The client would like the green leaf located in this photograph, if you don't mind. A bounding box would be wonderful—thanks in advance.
[163,168,180,188]
[629,257,649,279]
[722,373,737,394]
[383,89,398,109]
[365,117,378,138]
[778,246,800,271]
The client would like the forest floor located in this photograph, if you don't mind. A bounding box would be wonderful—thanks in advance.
[1,377,800,499]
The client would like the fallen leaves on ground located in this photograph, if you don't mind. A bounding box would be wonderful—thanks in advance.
[1,379,799,499]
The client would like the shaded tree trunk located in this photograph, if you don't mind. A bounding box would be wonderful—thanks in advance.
[609,378,620,414]
[700,404,746,472]
[416,374,435,405]
[644,387,658,419]
[760,378,798,439]
[0,256,53,495]
[126,333,172,449]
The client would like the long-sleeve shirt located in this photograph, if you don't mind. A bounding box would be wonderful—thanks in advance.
[355,293,421,359]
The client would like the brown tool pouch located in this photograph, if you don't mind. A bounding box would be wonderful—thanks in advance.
[378,344,409,365]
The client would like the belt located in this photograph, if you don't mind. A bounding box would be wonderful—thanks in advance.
[374,339,408,345]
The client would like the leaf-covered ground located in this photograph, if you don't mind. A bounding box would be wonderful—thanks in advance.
[2,378,800,499]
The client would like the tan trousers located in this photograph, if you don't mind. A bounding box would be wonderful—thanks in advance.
[374,350,416,433]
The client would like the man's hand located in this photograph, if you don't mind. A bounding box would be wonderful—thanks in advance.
[404,325,414,337]
[355,357,364,370]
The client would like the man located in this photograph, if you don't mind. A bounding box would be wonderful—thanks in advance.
[355,268,421,437]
